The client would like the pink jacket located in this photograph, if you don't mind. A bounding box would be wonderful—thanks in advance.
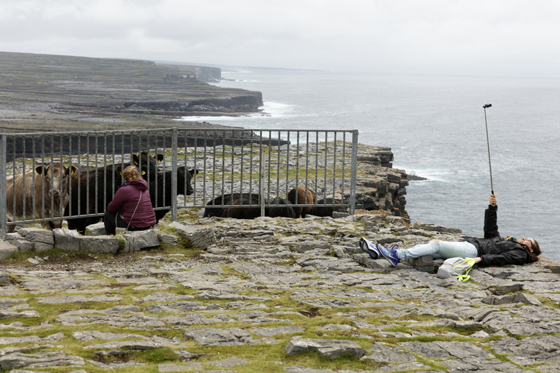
[107,179,156,228]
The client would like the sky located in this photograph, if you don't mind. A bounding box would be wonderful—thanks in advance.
[1,0,559,77]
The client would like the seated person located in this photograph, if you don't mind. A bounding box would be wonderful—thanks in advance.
[104,165,156,235]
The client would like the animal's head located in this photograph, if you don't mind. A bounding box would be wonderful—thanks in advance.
[35,163,77,199]
[133,151,164,180]
[178,167,199,195]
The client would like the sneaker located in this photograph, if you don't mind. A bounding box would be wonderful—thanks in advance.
[377,243,400,267]
[360,237,380,259]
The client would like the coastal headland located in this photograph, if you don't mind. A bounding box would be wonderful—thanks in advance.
[0,51,262,133]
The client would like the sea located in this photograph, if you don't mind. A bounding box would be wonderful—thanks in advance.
[179,69,560,261]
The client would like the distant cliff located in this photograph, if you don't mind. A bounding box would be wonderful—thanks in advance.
[0,52,262,133]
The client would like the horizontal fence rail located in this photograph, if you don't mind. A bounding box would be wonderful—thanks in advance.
[1,128,358,236]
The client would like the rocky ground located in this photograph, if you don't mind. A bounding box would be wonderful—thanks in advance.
[1,211,560,373]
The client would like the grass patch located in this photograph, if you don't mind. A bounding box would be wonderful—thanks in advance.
[3,247,109,266]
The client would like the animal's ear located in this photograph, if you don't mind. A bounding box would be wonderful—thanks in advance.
[189,169,199,176]
[157,154,164,162]
[35,165,45,176]
[66,165,77,176]
[132,153,139,166]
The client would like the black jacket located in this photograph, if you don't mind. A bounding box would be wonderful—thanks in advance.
[464,205,533,266]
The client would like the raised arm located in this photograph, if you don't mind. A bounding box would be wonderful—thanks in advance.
[483,194,499,238]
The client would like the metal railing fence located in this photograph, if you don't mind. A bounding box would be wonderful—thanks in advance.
[1,128,358,236]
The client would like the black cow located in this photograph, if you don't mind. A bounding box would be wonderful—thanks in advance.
[309,198,347,217]
[150,166,199,223]
[65,152,163,233]
[203,193,296,219]
[266,197,297,218]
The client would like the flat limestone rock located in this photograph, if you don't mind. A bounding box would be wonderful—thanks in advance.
[121,230,160,253]
[158,363,203,372]
[169,222,216,249]
[0,241,18,259]
[53,228,81,251]
[84,340,163,350]
[72,330,148,341]
[183,327,260,346]
[0,311,40,319]
[37,295,122,304]
[248,326,305,337]
[0,351,84,370]
[80,235,120,254]
[285,337,365,359]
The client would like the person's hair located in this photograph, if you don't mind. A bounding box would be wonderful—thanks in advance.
[529,239,542,262]
[122,166,139,182]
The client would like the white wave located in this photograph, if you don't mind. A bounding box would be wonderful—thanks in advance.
[176,101,295,122]
[394,165,451,182]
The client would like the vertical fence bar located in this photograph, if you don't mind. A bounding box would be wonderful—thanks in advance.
[295,131,300,193]
[305,131,309,205]
[285,131,290,198]
[259,131,265,217]
[203,130,208,206]
[315,133,321,202]
[249,131,254,195]
[324,132,329,200]
[332,132,337,201]
[158,131,164,211]
[276,131,281,199]
[0,134,6,237]
[267,131,272,200]
[58,133,64,222]
[77,134,82,219]
[171,128,178,221]
[350,130,359,214]
[341,133,347,202]
[192,130,198,205]
[11,137,16,225]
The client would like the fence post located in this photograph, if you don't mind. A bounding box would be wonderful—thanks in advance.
[349,130,359,215]
[260,147,265,217]
[171,128,178,222]
[0,134,6,237]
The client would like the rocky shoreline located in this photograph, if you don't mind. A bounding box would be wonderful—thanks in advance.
[1,145,560,372]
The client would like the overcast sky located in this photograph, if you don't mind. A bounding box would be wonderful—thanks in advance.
[1,0,559,77]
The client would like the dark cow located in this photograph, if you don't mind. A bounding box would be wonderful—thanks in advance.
[309,198,347,217]
[65,152,163,233]
[150,166,199,223]
[266,197,297,218]
[287,187,316,218]
[203,193,296,219]
[6,162,77,232]
[203,193,261,219]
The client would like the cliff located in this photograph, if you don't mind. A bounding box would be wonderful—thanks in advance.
[355,146,409,218]
[0,51,262,133]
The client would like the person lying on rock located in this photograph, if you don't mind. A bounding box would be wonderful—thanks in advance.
[104,165,157,235]
[363,194,541,267]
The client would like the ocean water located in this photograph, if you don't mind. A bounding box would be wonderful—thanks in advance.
[180,69,560,261]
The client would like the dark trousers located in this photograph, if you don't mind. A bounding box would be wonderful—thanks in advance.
[103,211,151,235]
[104,211,128,235]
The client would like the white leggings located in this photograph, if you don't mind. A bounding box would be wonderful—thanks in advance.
[396,241,478,261]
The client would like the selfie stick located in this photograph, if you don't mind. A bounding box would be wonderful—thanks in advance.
[483,103,493,194]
